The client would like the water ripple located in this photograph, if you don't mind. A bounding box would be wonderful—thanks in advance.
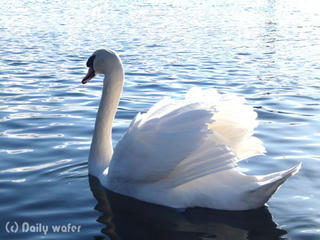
[0,159,72,174]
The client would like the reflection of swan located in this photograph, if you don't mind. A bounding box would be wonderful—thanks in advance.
[89,176,287,240]
[82,49,301,210]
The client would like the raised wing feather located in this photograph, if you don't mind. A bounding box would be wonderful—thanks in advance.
[108,88,264,187]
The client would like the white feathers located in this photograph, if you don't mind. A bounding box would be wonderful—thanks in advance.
[103,87,300,210]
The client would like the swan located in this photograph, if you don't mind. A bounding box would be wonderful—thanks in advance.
[82,49,301,211]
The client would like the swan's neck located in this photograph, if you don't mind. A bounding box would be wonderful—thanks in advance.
[88,68,124,177]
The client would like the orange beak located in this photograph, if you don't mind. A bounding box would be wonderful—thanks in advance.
[82,67,95,84]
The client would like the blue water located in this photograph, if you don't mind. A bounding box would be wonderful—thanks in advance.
[1,0,319,239]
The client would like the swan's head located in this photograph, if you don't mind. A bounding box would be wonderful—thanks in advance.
[82,49,122,84]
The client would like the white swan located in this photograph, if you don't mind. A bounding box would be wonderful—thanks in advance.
[82,49,301,211]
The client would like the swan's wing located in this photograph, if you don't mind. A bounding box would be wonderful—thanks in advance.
[109,88,265,185]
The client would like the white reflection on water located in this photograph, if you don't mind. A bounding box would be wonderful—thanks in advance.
[0,149,33,154]
[0,159,72,173]
[0,130,64,139]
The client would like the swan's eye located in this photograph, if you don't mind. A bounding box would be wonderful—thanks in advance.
[86,55,95,68]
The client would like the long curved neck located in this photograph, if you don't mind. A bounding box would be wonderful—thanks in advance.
[89,67,124,177]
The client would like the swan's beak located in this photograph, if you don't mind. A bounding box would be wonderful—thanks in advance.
[82,67,96,84]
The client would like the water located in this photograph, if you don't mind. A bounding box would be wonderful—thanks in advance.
[0,0,319,239]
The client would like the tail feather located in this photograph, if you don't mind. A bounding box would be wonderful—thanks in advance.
[247,163,302,208]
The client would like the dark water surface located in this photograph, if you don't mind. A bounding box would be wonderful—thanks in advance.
[1,0,319,239]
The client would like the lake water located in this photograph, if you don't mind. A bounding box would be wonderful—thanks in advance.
[1,0,319,239]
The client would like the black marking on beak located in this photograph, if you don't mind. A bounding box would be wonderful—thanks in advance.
[86,55,96,68]
[82,55,96,84]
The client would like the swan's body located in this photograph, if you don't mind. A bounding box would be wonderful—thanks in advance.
[82,49,301,211]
